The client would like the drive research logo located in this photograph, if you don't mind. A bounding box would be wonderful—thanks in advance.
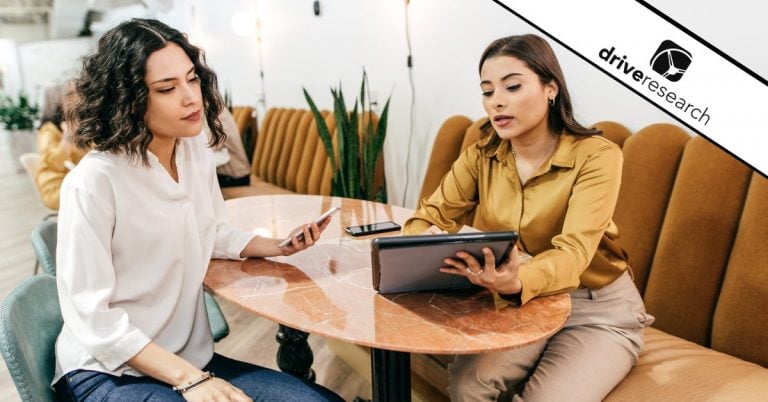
[650,40,692,82]
[598,45,711,126]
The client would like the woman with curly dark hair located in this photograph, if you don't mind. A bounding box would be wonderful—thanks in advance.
[53,19,343,402]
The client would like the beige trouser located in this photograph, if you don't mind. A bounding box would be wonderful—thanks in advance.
[447,271,654,402]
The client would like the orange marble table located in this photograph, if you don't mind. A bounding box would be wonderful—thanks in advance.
[204,195,571,401]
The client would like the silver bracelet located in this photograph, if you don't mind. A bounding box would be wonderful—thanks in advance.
[172,371,215,394]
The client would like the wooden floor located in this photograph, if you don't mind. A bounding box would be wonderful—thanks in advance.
[0,131,372,401]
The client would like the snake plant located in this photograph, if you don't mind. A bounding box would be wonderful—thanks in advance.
[303,71,390,202]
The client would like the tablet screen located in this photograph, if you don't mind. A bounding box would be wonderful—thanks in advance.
[371,231,519,293]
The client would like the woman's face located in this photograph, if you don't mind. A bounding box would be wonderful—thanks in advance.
[479,56,557,141]
[144,42,203,141]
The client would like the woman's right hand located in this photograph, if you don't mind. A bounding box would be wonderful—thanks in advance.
[183,377,252,402]
[440,245,523,296]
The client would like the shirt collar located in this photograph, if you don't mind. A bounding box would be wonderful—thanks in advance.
[146,139,182,165]
[490,132,578,170]
[549,133,577,169]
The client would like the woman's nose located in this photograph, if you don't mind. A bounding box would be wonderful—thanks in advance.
[181,84,199,106]
[492,94,505,109]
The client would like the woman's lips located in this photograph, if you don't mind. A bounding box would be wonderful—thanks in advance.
[493,115,514,127]
[183,110,201,122]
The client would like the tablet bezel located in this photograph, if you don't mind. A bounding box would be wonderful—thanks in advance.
[371,231,519,293]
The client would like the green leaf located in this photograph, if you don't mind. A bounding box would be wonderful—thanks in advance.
[303,88,337,173]
[367,95,391,198]
[334,85,361,199]
[332,87,350,197]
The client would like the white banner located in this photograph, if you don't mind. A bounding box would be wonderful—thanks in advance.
[494,0,767,176]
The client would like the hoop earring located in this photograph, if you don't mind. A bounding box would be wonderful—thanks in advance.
[548,98,555,107]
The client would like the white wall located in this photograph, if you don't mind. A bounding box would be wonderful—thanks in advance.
[178,0,262,107]
[647,0,767,78]
[17,37,94,104]
[179,0,766,207]
[12,0,763,207]
[0,39,23,96]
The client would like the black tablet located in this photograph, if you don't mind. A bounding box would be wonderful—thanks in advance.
[371,231,519,293]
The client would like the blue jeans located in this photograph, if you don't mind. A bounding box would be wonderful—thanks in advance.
[54,353,343,402]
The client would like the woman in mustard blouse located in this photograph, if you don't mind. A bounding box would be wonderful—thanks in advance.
[404,34,654,401]
[35,119,86,210]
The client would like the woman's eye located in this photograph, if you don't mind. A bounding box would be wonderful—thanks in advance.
[188,75,200,83]
[506,84,521,92]
[481,91,493,97]
[158,87,174,94]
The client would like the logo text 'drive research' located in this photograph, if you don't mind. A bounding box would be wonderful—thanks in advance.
[599,42,710,126]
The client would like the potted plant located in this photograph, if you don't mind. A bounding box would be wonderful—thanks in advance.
[0,93,40,170]
[0,93,38,131]
[303,70,391,202]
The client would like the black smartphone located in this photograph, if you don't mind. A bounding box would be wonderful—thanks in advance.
[345,221,401,236]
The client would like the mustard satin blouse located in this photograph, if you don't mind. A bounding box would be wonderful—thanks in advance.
[404,133,629,305]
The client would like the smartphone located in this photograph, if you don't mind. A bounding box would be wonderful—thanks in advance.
[278,207,341,247]
[345,221,402,237]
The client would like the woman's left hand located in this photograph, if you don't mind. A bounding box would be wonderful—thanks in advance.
[278,216,331,255]
[440,246,523,295]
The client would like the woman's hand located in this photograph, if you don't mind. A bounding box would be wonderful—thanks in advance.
[278,215,332,256]
[183,377,252,402]
[240,216,331,258]
[125,343,251,402]
[440,246,523,295]
[421,225,447,235]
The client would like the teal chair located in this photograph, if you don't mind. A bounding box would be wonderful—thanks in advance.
[204,292,229,341]
[0,274,60,402]
[30,220,229,341]
[0,276,230,402]
[30,220,57,276]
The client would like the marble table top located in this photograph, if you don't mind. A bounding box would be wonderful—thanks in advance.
[204,195,570,354]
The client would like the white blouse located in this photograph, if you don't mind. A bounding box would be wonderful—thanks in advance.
[53,132,255,383]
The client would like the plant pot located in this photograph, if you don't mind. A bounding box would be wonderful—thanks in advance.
[3,128,36,172]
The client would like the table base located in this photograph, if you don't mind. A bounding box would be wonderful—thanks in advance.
[371,348,411,402]
[276,325,315,381]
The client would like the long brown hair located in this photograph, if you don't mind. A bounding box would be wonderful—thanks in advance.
[478,34,599,154]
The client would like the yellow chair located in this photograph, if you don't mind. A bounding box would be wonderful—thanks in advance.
[593,120,632,148]
[222,107,387,200]
[418,115,473,202]
[231,106,258,164]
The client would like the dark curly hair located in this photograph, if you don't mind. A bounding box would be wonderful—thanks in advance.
[477,34,600,154]
[66,18,225,164]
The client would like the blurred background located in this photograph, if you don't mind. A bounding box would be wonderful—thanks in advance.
[1,0,766,207]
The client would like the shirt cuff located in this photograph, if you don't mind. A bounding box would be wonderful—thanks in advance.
[518,263,546,305]
[227,230,258,260]
[96,328,151,371]
[402,218,432,235]
[491,290,521,310]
